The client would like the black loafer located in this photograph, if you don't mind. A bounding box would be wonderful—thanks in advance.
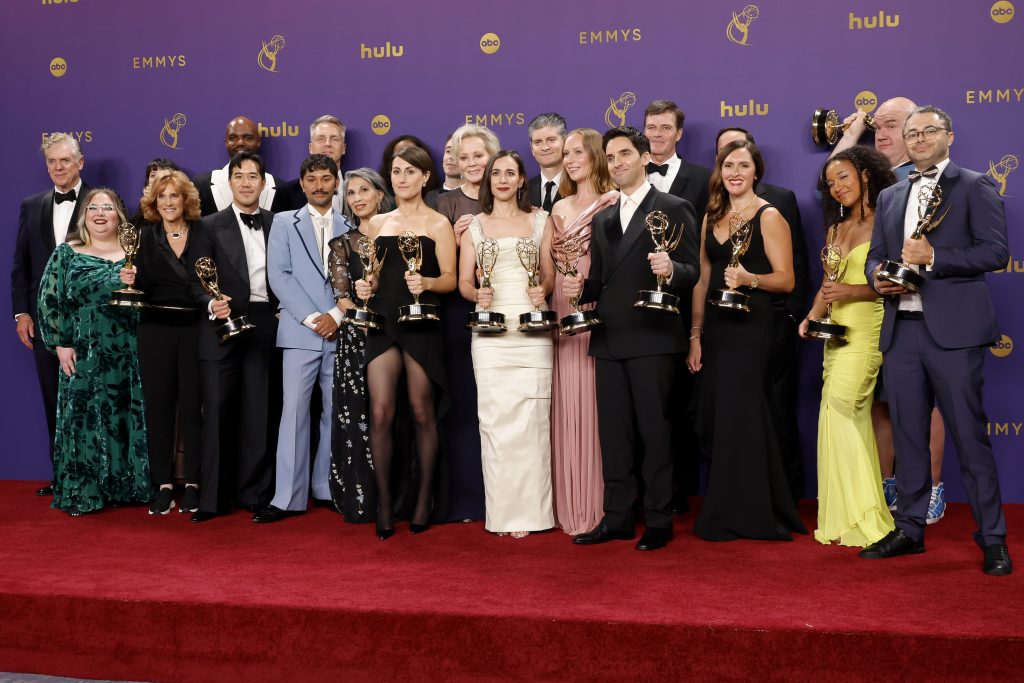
[636,527,673,551]
[36,485,53,496]
[311,498,335,509]
[252,505,304,523]
[982,543,1013,576]
[572,523,635,545]
[859,529,925,559]
[191,511,219,523]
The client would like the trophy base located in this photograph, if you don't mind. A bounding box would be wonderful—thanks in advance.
[217,316,255,344]
[811,108,839,146]
[518,309,558,333]
[634,289,680,314]
[109,288,147,308]
[397,303,440,324]
[345,307,383,330]
[806,318,849,342]
[877,260,924,292]
[708,288,751,312]
[559,309,603,336]
[466,310,507,333]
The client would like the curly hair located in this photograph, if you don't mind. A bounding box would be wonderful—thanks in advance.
[817,145,896,230]
[140,169,201,223]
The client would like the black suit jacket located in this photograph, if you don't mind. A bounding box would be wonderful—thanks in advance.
[134,221,202,313]
[528,174,562,210]
[189,207,278,360]
[271,178,306,213]
[664,159,712,221]
[11,183,90,318]
[756,182,809,321]
[192,171,219,217]
[581,188,700,360]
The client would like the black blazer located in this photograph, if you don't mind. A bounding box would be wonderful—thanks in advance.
[528,174,563,210]
[192,171,219,217]
[581,188,700,360]
[665,159,712,220]
[756,182,809,321]
[134,221,201,321]
[271,178,306,213]
[189,206,278,360]
[11,183,90,317]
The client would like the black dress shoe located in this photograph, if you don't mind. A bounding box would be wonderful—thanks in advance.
[572,523,635,545]
[859,529,925,559]
[191,511,219,523]
[636,527,673,551]
[252,505,304,523]
[982,543,1013,576]
[311,498,335,509]
[36,485,53,496]
[66,507,85,517]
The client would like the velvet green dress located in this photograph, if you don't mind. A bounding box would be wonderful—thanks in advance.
[37,243,151,513]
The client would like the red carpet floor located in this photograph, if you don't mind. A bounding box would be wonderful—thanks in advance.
[0,481,1020,682]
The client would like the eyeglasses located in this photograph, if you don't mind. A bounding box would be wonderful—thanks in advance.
[86,204,116,213]
[903,126,948,142]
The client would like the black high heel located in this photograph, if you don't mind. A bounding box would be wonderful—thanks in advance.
[376,524,394,540]
[409,522,430,535]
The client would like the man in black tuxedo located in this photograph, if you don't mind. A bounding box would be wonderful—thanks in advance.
[643,100,712,219]
[271,115,347,213]
[10,133,90,496]
[564,127,700,551]
[526,112,566,212]
[716,127,810,502]
[194,116,278,216]
[188,151,279,522]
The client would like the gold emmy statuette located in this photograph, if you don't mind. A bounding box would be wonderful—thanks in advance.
[551,234,603,336]
[110,222,147,308]
[396,231,440,323]
[877,183,950,292]
[465,237,507,333]
[707,213,755,312]
[634,211,684,314]
[806,233,849,342]
[345,235,386,330]
[811,108,878,146]
[194,257,255,343]
[515,236,557,332]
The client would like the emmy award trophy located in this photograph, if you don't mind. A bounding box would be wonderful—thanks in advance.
[707,214,754,312]
[465,237,507,333]
[634,211,683,314]
[110,222,146,308]
[194,257,255,343]
[551,234,602,336]
[811,108,877,146]
[877,183,950,292]
[516,236,557,332]
[805,233,849,342]
[397,231,440,323]
[345,235,386,330]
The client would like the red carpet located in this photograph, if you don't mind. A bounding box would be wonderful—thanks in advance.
[0,481,1020,682]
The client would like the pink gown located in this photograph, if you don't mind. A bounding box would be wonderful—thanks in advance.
[549,191,619,535]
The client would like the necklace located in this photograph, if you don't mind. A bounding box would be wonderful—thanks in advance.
[728,194,757,219]
[166,225,188,240]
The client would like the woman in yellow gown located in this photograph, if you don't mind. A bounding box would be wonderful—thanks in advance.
[801,147,897,546]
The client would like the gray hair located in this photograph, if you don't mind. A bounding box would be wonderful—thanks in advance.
[342,167,394,225]
[309,115,346,140]
[450,124,501,160]
[40,132,83,160]
[905,105,953,133]
[527,112,567,138]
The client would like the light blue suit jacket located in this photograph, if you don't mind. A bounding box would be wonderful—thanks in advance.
[267,205,353,351]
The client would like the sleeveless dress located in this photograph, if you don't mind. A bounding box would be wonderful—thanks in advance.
[695,205,807,541]
[469,211,555,533]
[814,241,895,546]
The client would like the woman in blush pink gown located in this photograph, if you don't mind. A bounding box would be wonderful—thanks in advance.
[549,128,619,536]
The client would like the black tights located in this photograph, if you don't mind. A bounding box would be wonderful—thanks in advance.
[367,346,439,528]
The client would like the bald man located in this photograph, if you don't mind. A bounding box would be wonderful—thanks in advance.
[194,116,278,216]
[832,97,917,180]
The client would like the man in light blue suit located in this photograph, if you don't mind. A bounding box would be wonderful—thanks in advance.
[254,154,353,522]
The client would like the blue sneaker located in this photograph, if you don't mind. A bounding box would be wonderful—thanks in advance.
[927,482,946,524]
[882,477,898,511]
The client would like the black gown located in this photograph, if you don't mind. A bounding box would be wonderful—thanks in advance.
[695,205,807,541]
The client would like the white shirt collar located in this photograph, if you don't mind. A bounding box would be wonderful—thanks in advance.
[54,179,83,196]
[540,169,562,185]
[622,180,652,206]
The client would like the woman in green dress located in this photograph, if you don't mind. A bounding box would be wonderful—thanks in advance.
[37,188,151,516]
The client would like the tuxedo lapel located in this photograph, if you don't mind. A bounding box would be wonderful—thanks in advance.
[933,161,960,229]
[293,209,326,279]
[68,184,88,240]
[668,169,689,198]
[147,223,189,281]
[210,165,233,212]
[217,212,251,289]
[40,192,56,252]
[610,188,658,274]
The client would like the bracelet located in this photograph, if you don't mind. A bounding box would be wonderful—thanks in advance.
[688,334,701,340]
[750,275,760,289]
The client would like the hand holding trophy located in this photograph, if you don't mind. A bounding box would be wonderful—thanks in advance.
[707,214,754,312]
[806,232,849,342]
[552,234,602,335]
[877,183,950,292]
[345,235,386,329]
[515,236,557,332]
[195,256,255,343]
[811,107,877,146]
[466,237,507,333]
[397,230,440,323]
[634,210,683,313]
[110,222,146,308]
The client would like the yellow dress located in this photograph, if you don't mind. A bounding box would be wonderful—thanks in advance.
[814,242,895,546]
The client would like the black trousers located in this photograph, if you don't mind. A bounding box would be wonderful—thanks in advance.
[769,310,802,502]
[30,332,60,471]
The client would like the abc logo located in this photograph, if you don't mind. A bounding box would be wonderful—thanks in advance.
[49,57,67,78]
[854,90,878,113]
[479,32,501,54]
[991,1,1015,22]
[991,334,1014,357]
[371,114,391,136]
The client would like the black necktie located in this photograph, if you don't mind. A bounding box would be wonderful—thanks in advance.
[646,162,669,176]
[907,166,939,183]
[239,212,262,230]
[54,189,76,204]
[542,180,555,213]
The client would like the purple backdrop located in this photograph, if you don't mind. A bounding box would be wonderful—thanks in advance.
[2,1,1021,501]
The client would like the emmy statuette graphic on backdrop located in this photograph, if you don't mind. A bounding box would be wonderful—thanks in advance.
[516,237,557,332]
[634,211,683,314]
[345,235,386,330]
[397,231,440,323]
[877,182,950,292]
[604,91,637,128]
[726,4,760,46]
[811,108,876,146]
[110,222,146,308]
[805,228,849,342]
[159,113,187,150]
[466,236,507,333]
[551,233,603,335]
[258,34,286,72]
[195,257,255,343]
[986,154,1017,196]
[707,213,754,312]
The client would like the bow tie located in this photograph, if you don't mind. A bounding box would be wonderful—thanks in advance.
[239,212,261,230]
[54,189,77,204]
[646,162,669,176]
[908,166,939,183]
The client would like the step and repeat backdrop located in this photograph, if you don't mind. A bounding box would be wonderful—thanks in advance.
[1,1,1020,500]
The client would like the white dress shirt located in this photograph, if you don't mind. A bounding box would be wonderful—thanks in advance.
[52,179,83,246]
[898,157,949,312]
[646,154,681,194]
[539,170,562,207]
[619,181,652,232]
[231,204,269,302]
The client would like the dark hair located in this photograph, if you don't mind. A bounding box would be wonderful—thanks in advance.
[527,112,568,138]
[715,126,754,149]
[300,153,338,178]
[380,135,440,193]
[143,158,180,188]
[229,150,266,180]
[643,99,685,130]
[479,150,533,214]
[602,126,650,156]
[706,140,766,227]
[391,145,434,198]
[905,104,953,133]
[817,146,896,229]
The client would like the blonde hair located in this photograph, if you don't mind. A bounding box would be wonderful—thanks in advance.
[72,188,128,247]
[450,124,501,161]
[139,169,201,223]
[40,132,83,160]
